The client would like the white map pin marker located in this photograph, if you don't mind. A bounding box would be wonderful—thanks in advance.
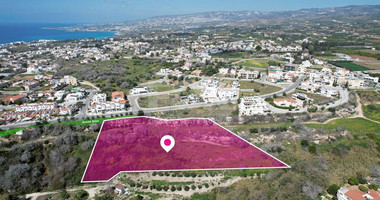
[160,135,175,153]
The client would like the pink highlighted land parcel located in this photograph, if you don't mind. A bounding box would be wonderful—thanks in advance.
[82,117,289,182]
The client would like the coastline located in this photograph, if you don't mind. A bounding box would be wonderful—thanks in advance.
[0,24,118,45]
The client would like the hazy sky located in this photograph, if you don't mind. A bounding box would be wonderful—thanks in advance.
[1,0,379,24]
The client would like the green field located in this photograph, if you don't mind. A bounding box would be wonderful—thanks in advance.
[0,115,136,137]
[363,104,380,122]
[305,118,380,133]
[332,61,370,71]
[238,59,269,68]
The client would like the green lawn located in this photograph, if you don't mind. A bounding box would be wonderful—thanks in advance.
[305,118,380,133]
[0,115,136,137]
[363,104,380,122]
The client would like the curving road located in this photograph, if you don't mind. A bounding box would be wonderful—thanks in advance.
[128,75,307,114]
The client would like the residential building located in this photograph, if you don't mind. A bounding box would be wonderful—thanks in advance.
[60,75,78,86]
[337,187,380,200]
[273,98,300,108]
[112,91,125,102]
[239,97,270,116]
[2,94,27,104]
[130,87,149,95]
[238,69,259,79]
[93,93,107,103]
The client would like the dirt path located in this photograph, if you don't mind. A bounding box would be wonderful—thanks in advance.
[25,185,104,200]
[304,93,380,125]
[80,81,100,91]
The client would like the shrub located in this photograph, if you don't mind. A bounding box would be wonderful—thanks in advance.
[348,177,359,185]
[308,145,317,154]
[74,189,88,200]
[359,185,369,193]
[205,183,209,188]
[170,186,176,192]
[191,185,196,190]
[137,110,144,116]
[327,184,340,195]
[308,106,318,113]
[369,184,379,191]
[184,186,190,191]
[177,186,182,191]
[249,128,258,133]
[357,175,367,184]
[198,185,202,189]
[301,139,309,147]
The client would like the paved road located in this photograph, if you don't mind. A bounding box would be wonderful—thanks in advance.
[128,75,307,114]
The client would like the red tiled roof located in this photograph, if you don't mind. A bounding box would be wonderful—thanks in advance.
[2,94,26,102]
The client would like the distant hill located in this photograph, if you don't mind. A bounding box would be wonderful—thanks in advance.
[123,5,380,29]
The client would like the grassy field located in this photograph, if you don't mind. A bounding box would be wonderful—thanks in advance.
[0,115,136,137]
[237,59,270,68]
[145,82,175,92]
[3,87,22,91]
[363,104,380,122]
[154,103,238,119]
[239,81,282,95]
[332,61,370,71]
[138,94,184,108]
[305,118,380,133]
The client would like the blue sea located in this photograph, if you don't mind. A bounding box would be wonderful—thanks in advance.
[0,23,116,44]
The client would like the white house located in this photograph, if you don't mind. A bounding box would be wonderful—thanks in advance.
[115,184,128,194]
[320,87,338,97]
[239,97,270,116]
[130,87,149,95]
[93,93,107,103]
[273,98,300,108]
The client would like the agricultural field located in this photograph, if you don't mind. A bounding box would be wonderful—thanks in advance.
[331,61,370,71]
